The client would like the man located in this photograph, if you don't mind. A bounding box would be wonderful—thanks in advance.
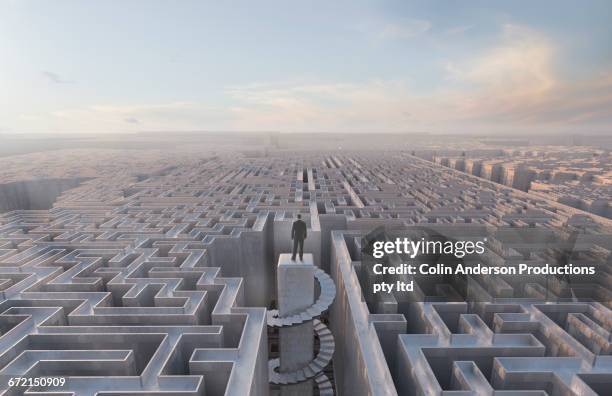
[291,214,307,261]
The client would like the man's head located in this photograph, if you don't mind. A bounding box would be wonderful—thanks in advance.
[297,214,301,219]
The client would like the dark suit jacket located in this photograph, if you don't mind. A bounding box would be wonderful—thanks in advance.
[291,219,307,240]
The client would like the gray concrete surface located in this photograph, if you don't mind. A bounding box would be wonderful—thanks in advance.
[0,151,609,395]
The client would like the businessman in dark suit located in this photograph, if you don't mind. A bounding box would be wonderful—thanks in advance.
[291,214,307,261]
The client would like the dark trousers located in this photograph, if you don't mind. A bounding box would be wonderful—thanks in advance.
[292,238,304,260]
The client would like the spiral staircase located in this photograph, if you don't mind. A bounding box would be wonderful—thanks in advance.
[268,267,337,395]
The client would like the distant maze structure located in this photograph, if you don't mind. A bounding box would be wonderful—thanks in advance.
[0,152,610,395]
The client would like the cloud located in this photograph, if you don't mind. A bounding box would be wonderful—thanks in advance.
[41,71,73,84]
[377,19,431,40]
[225,80,426,132]
[445,25,473,35]
[223,25,612,132]
[439,24,612,126]
[442,24,558,122]
[48,102,234,132]
[447,25,555,90]
[30,24,612,133]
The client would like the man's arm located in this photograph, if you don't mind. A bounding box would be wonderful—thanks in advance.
[291,222,295,239]
[303,223,307,239]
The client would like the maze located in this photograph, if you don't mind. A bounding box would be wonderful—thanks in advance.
[0,152,610,395]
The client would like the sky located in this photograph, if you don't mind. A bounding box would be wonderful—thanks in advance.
[1,0,611,135]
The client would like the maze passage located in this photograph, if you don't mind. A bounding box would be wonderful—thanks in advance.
[0,152,610,395]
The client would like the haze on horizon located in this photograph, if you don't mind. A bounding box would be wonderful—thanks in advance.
[1,0,611,135]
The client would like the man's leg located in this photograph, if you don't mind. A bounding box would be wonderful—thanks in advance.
[299,239,304,261]
[292,238,298,260]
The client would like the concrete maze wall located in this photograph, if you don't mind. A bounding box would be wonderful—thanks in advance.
[0,152,610,395]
